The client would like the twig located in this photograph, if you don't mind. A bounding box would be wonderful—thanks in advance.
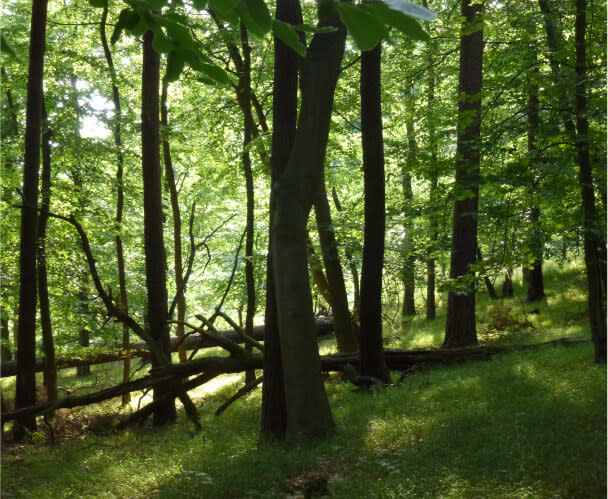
[215,375,263,416]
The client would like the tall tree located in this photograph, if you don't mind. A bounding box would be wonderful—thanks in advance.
[100,0,132,399]
[261,0,302,439]
[443,0,484,348]
[573,0,606,362]
[15,0,49,439]
[359,42,391,383]
[271,5,346,440]
[37,95,57,404]
[142,29,176,424]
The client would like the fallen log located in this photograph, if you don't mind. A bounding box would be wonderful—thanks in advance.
[0,317,334,378]
[1,336,589,423]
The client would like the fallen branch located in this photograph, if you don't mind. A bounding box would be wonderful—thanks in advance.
[215,375,263,416]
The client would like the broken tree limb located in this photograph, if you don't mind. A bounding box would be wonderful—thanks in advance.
[1,337,588,423]
[215,374,263,416]
[0,317,334,378]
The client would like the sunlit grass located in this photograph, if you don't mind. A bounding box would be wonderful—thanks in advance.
[1,262,605,498]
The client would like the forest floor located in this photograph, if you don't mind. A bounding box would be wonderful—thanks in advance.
[1,263,606,498]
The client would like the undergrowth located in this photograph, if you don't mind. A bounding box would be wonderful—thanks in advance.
[1,263,605,498]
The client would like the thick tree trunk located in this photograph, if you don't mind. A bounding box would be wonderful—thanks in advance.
[1,314,11,361]
[100,2,131,402]
[525,42,546,304]
[15,0,48,439]
[359,43,391,384]
[314,171,358,352]
[502,268,514,298]
[161,82,187,365]
[444,0,484,348]
[574,0,606,363]
[37,95,57,403]
[142,30,176,424]
[271,8,345,440]
[261,0,302,439]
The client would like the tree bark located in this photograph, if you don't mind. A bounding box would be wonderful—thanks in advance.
[15,0,48,439]
[444,0,484,349]
[271,5,345,440]
[161,82,187,365]
[574,0,606,363]
[1,313,11,361]
[359,43,391,384]
[37,95,57,404]
[307,235,334,308]
[142,30,176,424]
[100,1,131,402]
[314,170,358,352]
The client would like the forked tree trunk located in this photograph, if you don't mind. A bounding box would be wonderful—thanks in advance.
[444,0,484,348]
[574,0,606,363]
[15,0,48,439]
[142,30,176,424]
[314,171,358,352]
[359,43,391,384]
[100,2,131,401]
[271,8,346,440]
[37,95,57,404]
[261,0,302,439]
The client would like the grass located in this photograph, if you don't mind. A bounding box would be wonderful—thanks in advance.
[1,262,605,498]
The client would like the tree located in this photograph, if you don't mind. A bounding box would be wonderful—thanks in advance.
[271,5,347,440]
[141,29,175,424]
[443,0,484,349]
[14,0,49,439]
[359,42,391,384]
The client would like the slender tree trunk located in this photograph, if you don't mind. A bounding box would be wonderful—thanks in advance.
[502,267,514,298]
[37,96,57,404]
[444,0,484,349]
[476,247,498,300]
[100,2,131,400]
[142,30,176,424]
[425,37,439,321]
[359,43,391,384]
[331,187,360,317]
[314,171,358,352]
[1,313,11,361]
[574,0,606,363]
[237,24,257,384]
[307,235,334,308]
[272,7,345,440]
[161,82,187,365]
[15,0,48,439]
[261,0,302,439]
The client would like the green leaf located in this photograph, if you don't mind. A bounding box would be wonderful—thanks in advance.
[193,0,207,9]
[88,0,107,7]
[152,29,174,53]
[164,50,185,82]
[161,19,193,46]
[271,20,306,56]
[367,3,430,42]
[336,2,388,51]
[144,0,167,8]
[111,9,139,44]
[130,14,149,36]
[199,62,233,86]
[384,0,437,21]
[0,33,17,58]
[209,0,240,19]
[235,0,272,37]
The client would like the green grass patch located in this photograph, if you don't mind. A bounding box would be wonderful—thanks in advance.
[1,263,605,498]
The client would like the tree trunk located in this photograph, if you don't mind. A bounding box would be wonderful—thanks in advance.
[307,235,334,308]
[574,0,606,363]
[100,1,131,402]
[476,247,498,300]
[37,95,57,403]
[1,313,11,361]
[502,268,514,298]
[444,0,484,349]
[401,170,416,319]
[425,35,439,321]
[525,38,546,304]
[237,24,257,384]
[359,43,391,384]
[271,7,345,440]
[331,187,360,317]
[161,82,187,365]
[314,171,358,352]
[15,0,48,439]
[142,30,176,424]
